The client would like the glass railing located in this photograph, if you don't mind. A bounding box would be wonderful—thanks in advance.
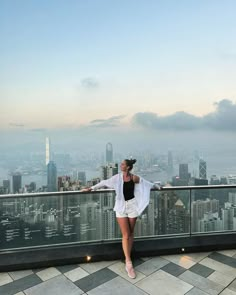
[0,185,236,251]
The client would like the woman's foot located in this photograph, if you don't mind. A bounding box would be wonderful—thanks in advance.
[125,261,136,279]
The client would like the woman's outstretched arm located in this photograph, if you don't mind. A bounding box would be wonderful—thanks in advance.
[82,174,117,191]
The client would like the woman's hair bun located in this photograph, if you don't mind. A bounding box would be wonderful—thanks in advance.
[124,158,137,170]
[130,159,137,165]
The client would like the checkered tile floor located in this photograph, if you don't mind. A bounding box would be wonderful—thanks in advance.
[0,249,236,295]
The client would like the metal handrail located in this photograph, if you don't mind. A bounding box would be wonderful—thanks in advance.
[1,184,236,199]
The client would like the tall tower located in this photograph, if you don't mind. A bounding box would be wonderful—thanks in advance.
[12,173,22,193]
[47,161,57,192]
[192,150,199,177]
[46,137,51,166]
[199,159,207,179]
[179,164,189,180]
[106,142,113,164]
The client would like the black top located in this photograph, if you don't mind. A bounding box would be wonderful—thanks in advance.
[123,178,135,201]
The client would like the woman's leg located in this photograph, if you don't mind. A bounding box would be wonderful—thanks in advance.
[116,217,132,262]
[127,217,137,256]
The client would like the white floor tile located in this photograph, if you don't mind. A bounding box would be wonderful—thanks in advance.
[64,267,89,282]
[87,276,147,295]
[135,256,169,275]
[208,270,235,287]
[108,261,146,284]
[9,269,34,281]
[136,269,193,295]
[217,249,236,257]
[24,275,83,295]
[183,252,211,263]
[0,272,13,286]
[161,254,196,269]
[36,267,61,281]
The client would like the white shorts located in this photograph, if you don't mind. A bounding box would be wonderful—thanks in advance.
[116,198,139,218]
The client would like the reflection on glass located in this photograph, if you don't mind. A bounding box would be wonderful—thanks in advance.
[192,188,236,233]
[0,187,235,250]
[0,189,191,250]
[152,190,190,236]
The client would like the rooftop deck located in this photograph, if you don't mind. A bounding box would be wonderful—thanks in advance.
[0,249,236,295]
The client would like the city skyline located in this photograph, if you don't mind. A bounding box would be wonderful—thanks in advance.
[1,137,236,194]
[1,1,236,131]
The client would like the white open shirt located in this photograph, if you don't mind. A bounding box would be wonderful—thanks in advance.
[91,173,156,215]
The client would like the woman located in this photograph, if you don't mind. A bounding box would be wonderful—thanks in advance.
[83,159,160,279]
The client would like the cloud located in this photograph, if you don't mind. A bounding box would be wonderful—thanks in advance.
[89,115,126,128]
[9,123,24,127]
[203,99,236,131]
[132,99,236,132]
[132,112,201,130]
[81,77,99,89]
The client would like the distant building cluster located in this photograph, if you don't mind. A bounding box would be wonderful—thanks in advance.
[1,138,236,249]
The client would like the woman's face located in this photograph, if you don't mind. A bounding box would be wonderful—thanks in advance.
[120,160,129,172]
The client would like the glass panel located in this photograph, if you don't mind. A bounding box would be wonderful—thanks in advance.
[0,191,123,250]
[142,189,190,237]
[1,187,235,251]
[191,187,236,233]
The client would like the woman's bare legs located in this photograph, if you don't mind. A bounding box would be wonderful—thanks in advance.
[116,217,137,262]
[127,217,137,257]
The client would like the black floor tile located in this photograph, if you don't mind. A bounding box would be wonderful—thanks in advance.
[209,252,236,268]
[189,263,215,278]
[74,267,117,292]
[32,267,46,273]
[161,262,186,277]
[132,258,145,267]
[0,274,42,295]
[56,264,79,273]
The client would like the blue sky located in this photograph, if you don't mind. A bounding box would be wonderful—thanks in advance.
[1,0,236,131]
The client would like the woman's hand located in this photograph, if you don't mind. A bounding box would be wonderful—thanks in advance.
[154,183,162,190]
[81,187,92,192]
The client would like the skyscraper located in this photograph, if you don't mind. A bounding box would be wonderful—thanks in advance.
[229,193,236,206]
[101,163,118,180]
[167,150,174,179]
[199,159,207,179]
[167,199,190,234]
[3,180,10,194]
[179,164,189,180]
[12,173,22,193]
[46,137,51,166]
[222,205,234,230]
[106,142,113,164]
[47,161,57,192]
[177,163,190,185]
[192,150,199,177]
[77,172,86,186]
[192,199,219,232]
